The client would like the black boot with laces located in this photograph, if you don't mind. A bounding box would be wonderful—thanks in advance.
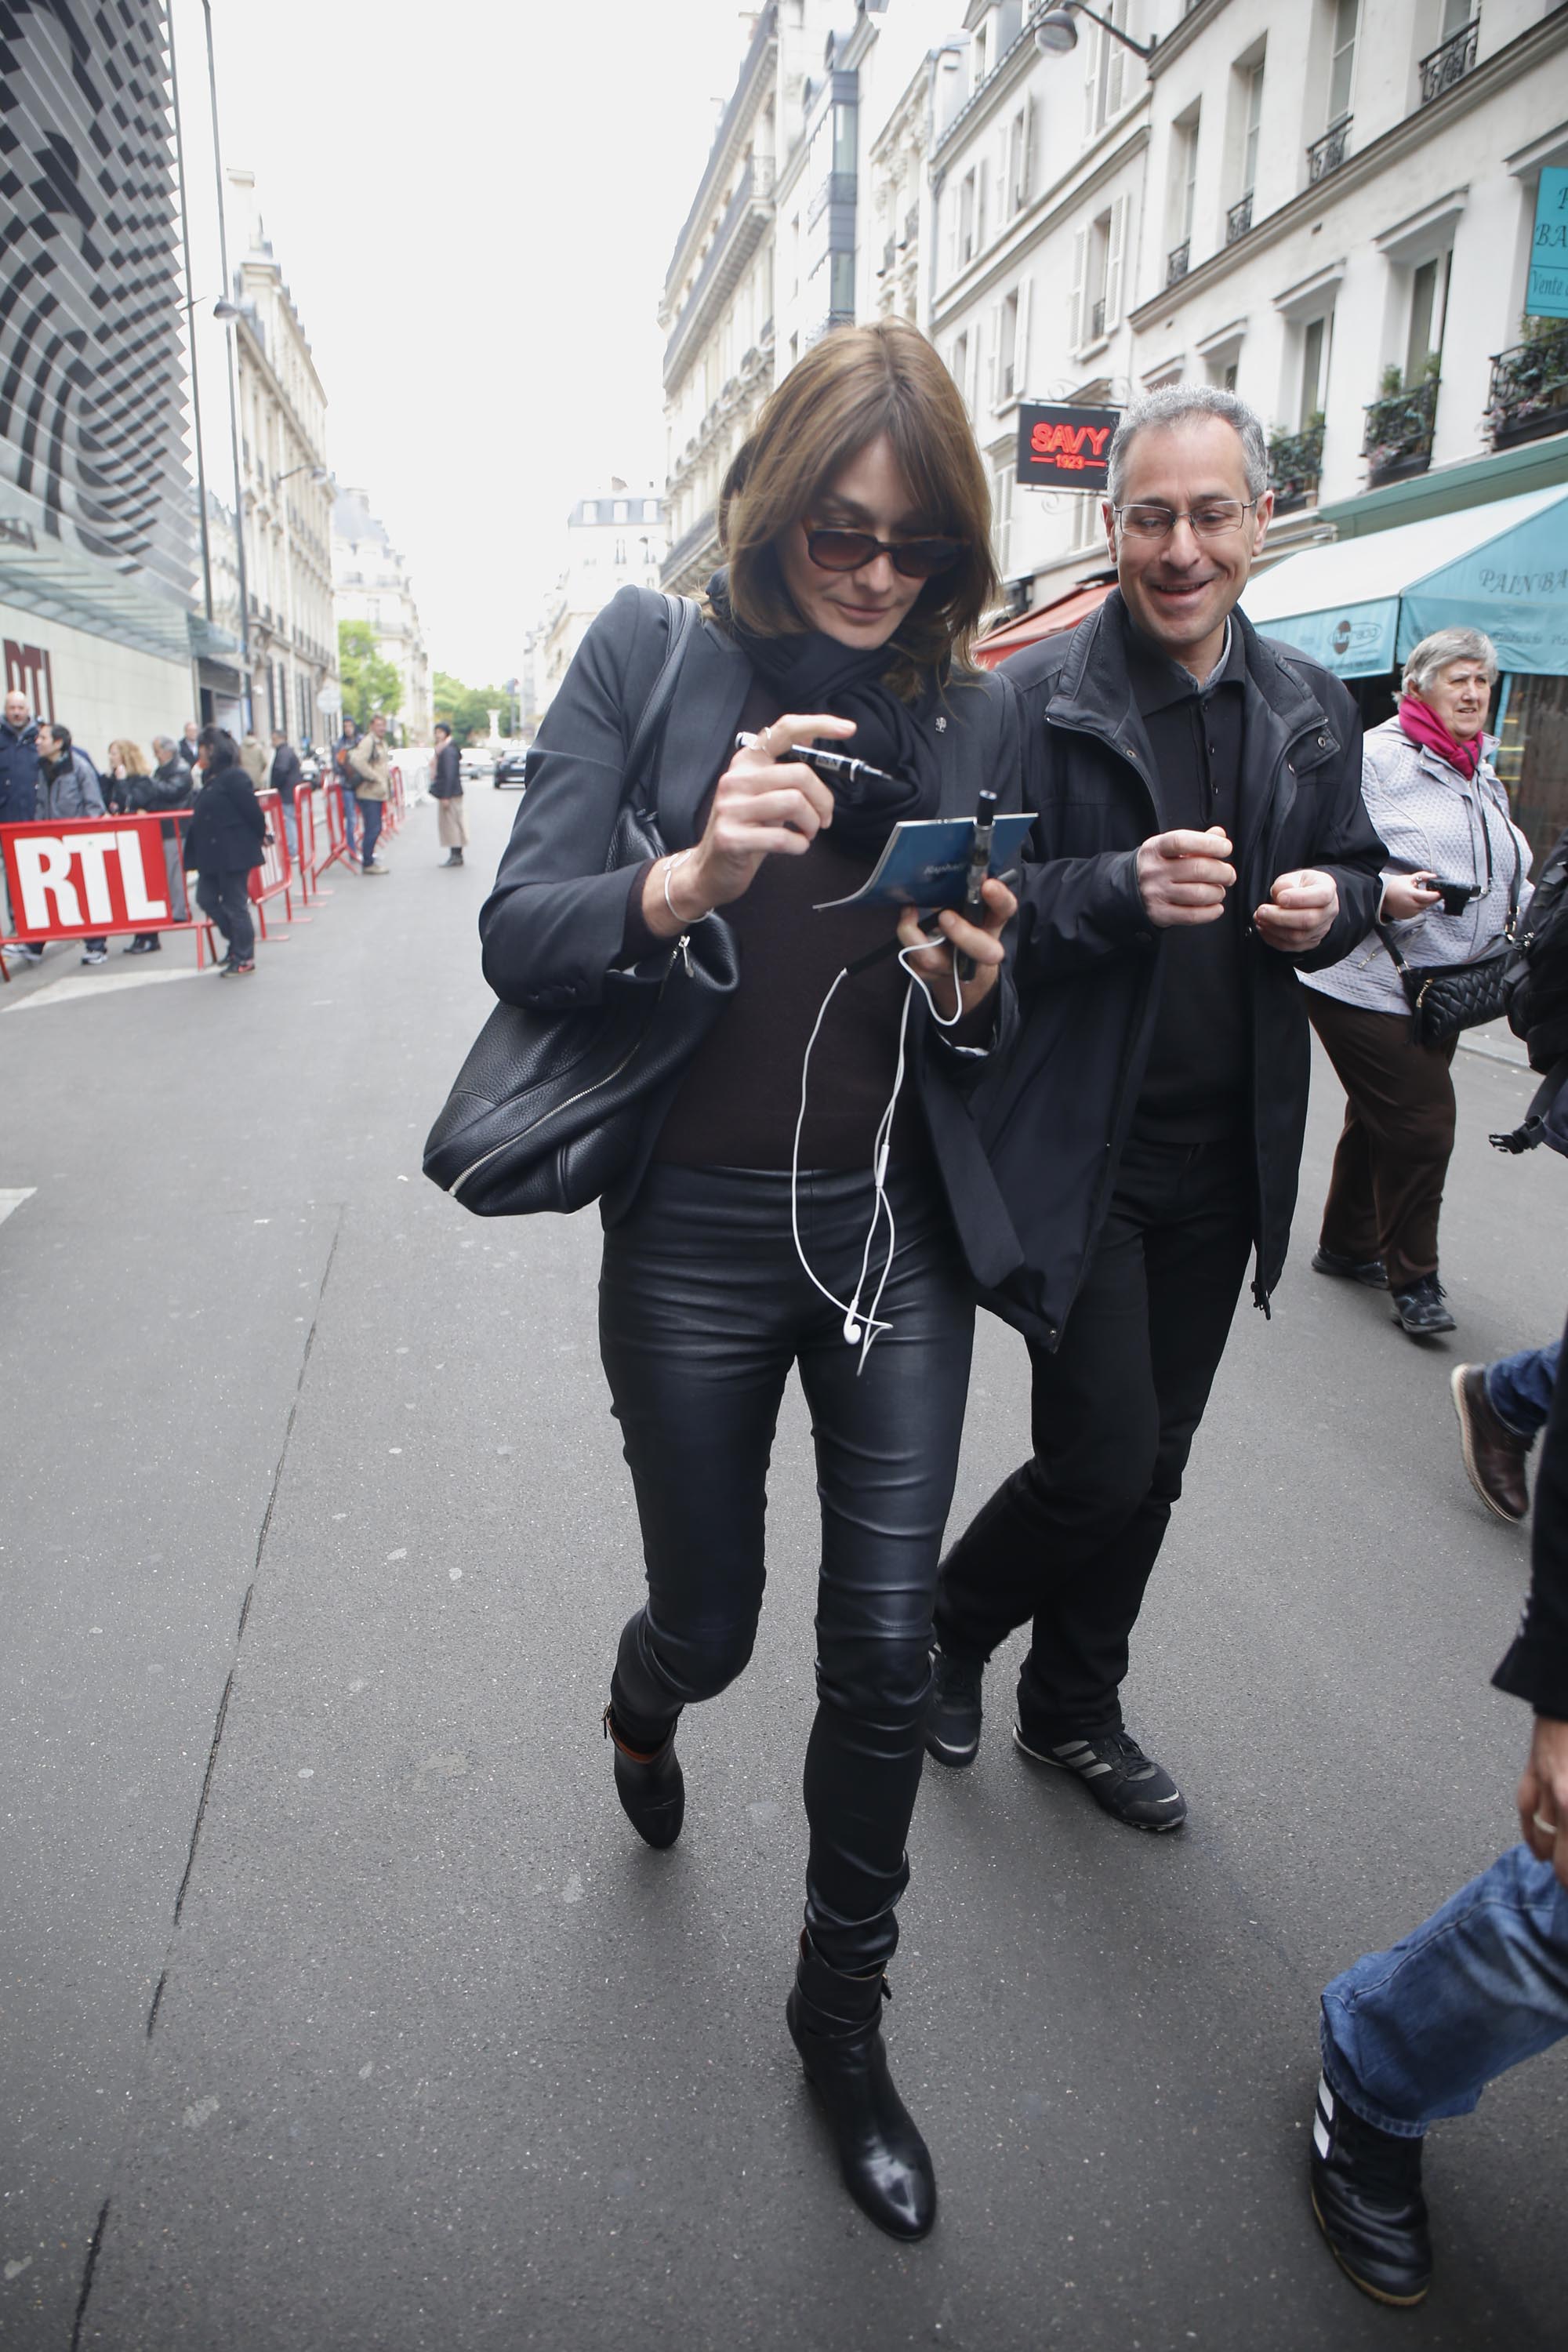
[1309,2071,1432,2307]
[1390,1272,1456,1338]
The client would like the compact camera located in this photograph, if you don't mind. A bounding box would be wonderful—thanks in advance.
[1421,876,1479,916]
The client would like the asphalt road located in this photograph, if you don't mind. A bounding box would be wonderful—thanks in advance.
[2,785,1564,2352]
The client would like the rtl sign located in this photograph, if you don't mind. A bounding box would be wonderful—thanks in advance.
[1,817,174,941]
[1017,402,1120,491]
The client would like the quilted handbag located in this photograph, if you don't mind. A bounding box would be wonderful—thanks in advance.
[423,594,739,1216]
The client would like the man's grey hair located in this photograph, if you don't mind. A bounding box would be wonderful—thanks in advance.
[152,733,176,757]
[1106,384,1269,506]
[1403,626,1497,695]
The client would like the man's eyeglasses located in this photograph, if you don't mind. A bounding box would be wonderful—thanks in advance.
[1112,500,1258,542]
[804,526,965,579]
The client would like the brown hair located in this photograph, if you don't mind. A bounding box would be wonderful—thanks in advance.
[718,321,997,689]
[107,739,150,775]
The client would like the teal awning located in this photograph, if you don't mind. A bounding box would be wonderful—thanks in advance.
[1242,485,1568,677]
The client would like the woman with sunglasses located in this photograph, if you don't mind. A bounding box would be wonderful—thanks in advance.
[480,322,1018,2240]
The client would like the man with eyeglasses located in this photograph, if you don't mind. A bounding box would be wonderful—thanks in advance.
[926,384,1385,1831]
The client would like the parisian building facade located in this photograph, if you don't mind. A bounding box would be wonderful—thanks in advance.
[658,0,1568,851]
[224,172,338,750]
[332,488,433,744]
[536,483,669,710]
[0,0,199,757]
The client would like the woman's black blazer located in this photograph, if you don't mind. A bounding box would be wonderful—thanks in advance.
[479,585,1028,1286]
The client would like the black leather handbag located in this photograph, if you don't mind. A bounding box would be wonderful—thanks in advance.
[423,594,739,1216]
[1377,802,1523,1050]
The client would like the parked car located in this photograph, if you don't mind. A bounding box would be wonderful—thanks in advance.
[459,744,496,781]
[493,752,529,790]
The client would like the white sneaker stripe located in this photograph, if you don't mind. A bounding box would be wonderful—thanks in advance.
[1312,2114,1330,2159]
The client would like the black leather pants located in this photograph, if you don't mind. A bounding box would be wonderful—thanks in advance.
[600,1164,975,1974]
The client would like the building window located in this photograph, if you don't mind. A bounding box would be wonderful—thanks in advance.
[959,171,977,266]
[1171,105,1199,249]
[582,502,597,524]
[1300,314,1333,427]
[614,538,627,566]
[1007,105,1033,217]
[1087,0,1130,137]
[999,289,1018,401]
[993,461,1014,578]
[613,501,629,523]
[1241,57,1265,198]
[1326,0,1357,126]
[1405,252,1452,385]
[643,500,659,521]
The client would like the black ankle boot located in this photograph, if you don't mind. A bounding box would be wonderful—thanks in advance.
[602,1704,684,1848]
[786,1930,936,2241]
[1310,2071,1432,2306]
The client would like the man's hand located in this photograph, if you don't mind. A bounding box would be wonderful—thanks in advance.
[1135,826,1235,927]
[1518,1716,1568,1893]
[1254,867,1338,953]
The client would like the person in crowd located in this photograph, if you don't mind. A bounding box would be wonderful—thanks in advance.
[1452,1345,1561,1523]
[1309,1301,1568,2309]
[480,321,1018,2242]
[37,723,109,965]
[924,385,1384,1834]
[239,728,269,789]
[0,687,44,965]
[115,734,196,956]
[332,718,361,863]
[182,724,265,976]
[269,729,303,871]
[350,712,394,873]
[430,720,466,866]
[176,719,201,769]
[1300,629,1531,1338]
[103,740,161,952]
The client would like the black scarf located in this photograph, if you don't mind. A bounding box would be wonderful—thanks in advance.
[707,571,939,855]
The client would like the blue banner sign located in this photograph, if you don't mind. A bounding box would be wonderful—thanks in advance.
[1526,168,1568,321]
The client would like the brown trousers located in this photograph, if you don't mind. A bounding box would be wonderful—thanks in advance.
[1305,989,1457,1293]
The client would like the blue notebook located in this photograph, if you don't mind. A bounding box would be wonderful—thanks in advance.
[815,814,1036,912]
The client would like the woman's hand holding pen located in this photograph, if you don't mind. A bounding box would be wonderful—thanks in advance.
[896,875,1016,1022]
[641,713,855,940]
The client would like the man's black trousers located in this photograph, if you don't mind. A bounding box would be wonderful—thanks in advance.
[934,1133,1254,1740]
[601,1163,975,1976]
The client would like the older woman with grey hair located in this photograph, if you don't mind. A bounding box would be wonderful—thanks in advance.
[117,730,195,953]
[1301,626,1530,1337]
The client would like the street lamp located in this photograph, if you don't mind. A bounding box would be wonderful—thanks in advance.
[1035,4,1157,63]
[209,298,252,728]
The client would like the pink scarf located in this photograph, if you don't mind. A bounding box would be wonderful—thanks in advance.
[1398,693,1482,780]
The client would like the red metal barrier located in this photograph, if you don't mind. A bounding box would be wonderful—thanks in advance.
[0,810,224,976]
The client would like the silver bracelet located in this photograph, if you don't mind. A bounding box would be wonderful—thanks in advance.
[662,851,713,925]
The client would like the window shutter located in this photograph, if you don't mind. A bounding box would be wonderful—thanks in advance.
[1020,96,1035,208]
[987,300,1001,409]
[1083,33,1098,140]
[1014,276,1033,398]
[977,156,989,253]
[970,315,984,416]
[1105,195,1127,328]
[1070,227,1087,349]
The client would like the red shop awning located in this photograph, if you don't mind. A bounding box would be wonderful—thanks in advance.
[972,578,1115,670]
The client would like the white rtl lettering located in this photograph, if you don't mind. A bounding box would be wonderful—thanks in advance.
[116,829,169,922]
[72,832,116,924]
[14,838,82,931]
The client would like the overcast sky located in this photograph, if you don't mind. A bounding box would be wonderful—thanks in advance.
[172,0,758,685]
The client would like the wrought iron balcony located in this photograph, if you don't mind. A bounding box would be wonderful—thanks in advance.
[1225,191,1253,245]
[1308,116,1351,183]
[1420,15,1479,103]
[1486,321,1568,450]
[1090,296,1107,340]
[1167,240,1190,285]
[1362,376,1439,485]
[1268,423,1324,515]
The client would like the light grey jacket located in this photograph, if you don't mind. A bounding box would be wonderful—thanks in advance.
[42,747,107,820]
[1301,716,1531,1014]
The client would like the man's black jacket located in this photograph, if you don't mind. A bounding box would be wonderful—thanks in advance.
[0,716,39,822]
[270,744,303,803]
[969,591,1385,1352]
[1494,1305,1568,1719]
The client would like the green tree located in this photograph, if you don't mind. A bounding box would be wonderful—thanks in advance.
[433,669,511,746]
[338,620,403,727]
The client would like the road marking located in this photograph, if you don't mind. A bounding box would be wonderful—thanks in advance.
[2,967,208,1012]
[0,1189,36,1227]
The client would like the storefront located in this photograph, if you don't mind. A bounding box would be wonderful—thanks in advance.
[1241,485,1568,862]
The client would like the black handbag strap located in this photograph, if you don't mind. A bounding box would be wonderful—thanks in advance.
[624,591,699,822]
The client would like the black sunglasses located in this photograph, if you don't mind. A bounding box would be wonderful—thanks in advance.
[804,526,965,580]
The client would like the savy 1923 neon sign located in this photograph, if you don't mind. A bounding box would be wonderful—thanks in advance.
[1016,402,1120,491]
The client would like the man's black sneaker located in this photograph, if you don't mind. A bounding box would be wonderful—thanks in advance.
[1309,2072,1432,2307]
[1013,1722,1187,1830]
[924,1648,982,1767]
[1312,1246,1388,1288]
[1391,1272,1455,1338]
